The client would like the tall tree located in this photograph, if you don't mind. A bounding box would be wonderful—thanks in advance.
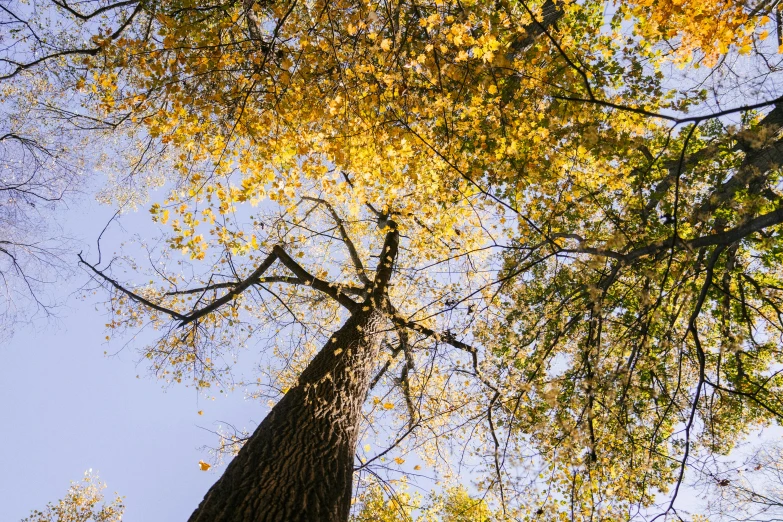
[84,212,404,520]
[80,178,501,520]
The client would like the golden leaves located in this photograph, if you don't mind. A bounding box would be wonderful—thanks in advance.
[623,0,769,67]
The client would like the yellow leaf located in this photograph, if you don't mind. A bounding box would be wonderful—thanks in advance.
[394,457,405,464]
[198,460,211,471]
[383,402,394,410]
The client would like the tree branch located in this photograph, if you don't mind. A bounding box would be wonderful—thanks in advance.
[51,0,139,20]
[165,276,365,297]
[80,244,361,329]
[272,245,359,311]
[370,220,400,302]
[78,252,186,322]
[302,196,371,285]
[562,207,783,263]
[178,251,280,326]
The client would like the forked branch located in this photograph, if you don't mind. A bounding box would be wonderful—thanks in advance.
[78,245,361,328]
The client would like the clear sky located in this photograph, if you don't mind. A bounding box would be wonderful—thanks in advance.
[0,197,263,521]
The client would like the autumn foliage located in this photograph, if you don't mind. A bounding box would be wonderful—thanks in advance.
[5,0,783,519]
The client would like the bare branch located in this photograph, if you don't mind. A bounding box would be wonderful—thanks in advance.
[78,252,187,322]
[302,196,371,285]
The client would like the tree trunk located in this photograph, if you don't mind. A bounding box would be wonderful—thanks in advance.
[188,307,387,522]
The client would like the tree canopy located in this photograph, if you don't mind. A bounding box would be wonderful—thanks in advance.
[5,0,783,519]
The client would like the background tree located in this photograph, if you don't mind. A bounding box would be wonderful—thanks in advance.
[0,1,134,338]
[694,440,783,521]
[0,73,84,337]
[489,49,783,522]
[22,470,124,522]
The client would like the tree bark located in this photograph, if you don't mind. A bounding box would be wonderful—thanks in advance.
[188,307,387,522]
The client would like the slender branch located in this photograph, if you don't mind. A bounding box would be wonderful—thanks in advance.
[51,0,139,20]
[80,244,361,328]
[0,1,143,80]
[398,330,417,429]
[302,196,371,285]
[517,0,593,100]
[390,316,476,354]
[553,94,783,125]
[704,379,783,419]
[658,245,726,519]
[78,252,186,322]
[354,421,420,471]
[165,276,365,296]
[369,341,405,391]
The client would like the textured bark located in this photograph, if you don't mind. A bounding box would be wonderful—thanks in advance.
[188,307,388,522]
